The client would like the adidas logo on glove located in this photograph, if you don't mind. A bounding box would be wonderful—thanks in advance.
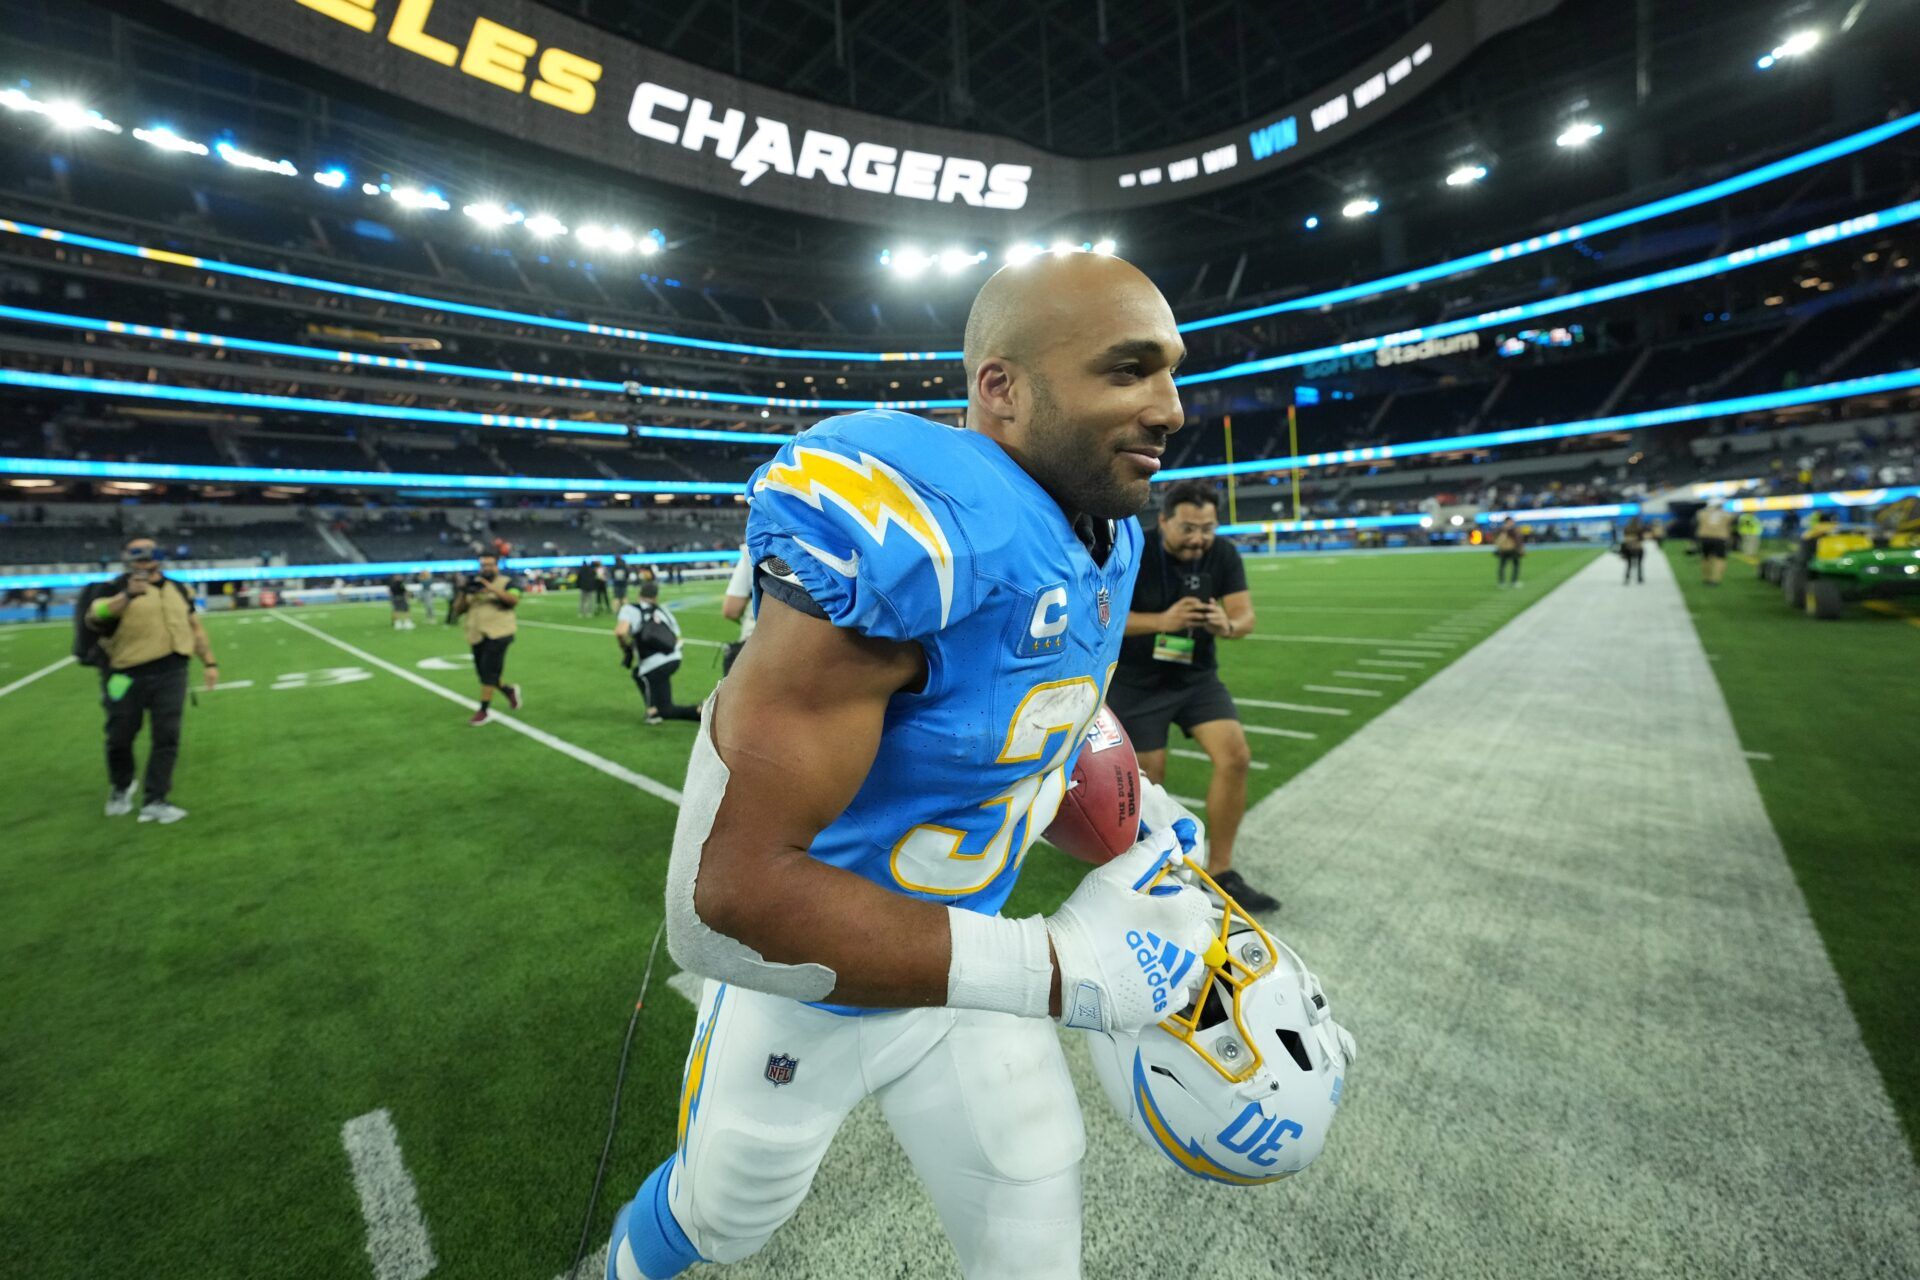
[1127,929,1198,1015]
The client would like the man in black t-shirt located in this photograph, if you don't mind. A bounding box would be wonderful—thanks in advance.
[1110,479,1276,912]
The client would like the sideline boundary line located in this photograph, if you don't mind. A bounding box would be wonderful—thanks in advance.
[0,654,75,698]
[271,612,682,805]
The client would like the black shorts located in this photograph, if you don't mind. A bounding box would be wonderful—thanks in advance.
[471,635,513,686]
[1699,537,1729,558]
[1107,669,1239,753]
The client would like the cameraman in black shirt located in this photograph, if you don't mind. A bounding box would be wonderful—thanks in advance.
[1110,479,1274,912]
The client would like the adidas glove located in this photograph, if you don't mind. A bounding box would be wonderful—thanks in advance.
[1044,823,1216,1035]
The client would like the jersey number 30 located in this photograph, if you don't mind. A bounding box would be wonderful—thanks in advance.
[888,673,1111,896]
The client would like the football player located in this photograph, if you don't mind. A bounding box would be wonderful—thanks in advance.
[607,252,1218,1280]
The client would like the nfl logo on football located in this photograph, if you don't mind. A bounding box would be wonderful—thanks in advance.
[764,1053,799,1086]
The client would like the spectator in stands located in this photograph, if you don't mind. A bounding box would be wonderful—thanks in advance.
[577,559,600,618]
[616,579,699,724]
[387,575,414,630]
[1110,479,1273,913]
[78,536,220,824]
[452,553,521,726]
[1620,516,1649,585]
[1695,501,1734,586]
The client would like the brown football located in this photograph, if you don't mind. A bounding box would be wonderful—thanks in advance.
[1044,706,1141,864]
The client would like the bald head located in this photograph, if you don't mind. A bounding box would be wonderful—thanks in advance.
[960,251,1186,518]
[963,253,1169,386]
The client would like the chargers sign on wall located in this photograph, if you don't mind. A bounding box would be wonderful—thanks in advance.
[154,0,1555,228]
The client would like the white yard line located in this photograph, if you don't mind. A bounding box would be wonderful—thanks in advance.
[519,617,724,649]
[1359,658,1427,669]
[1246,635,1447,648]
[1170,747,1269,770]
[340,1110,437,1280]
[1744,750,1774,762]
[271,612,683,805]
[1240,724,1317,740]
[1234,696,1350,717]
[0,654,75,699]
[1334,670,1407,682]
[1379,648,1445,658]
[1305,684,1383,698]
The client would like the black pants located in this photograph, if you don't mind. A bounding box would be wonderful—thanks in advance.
[1496,550,1522,583]
[472,635,513,688]
[102,659,189,803]
[594,585,612,614]
[1623,548,1644,582]
[632,659,699,721]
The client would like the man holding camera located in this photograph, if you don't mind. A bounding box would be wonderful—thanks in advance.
[1109,479,1274,911]
[615,578,699,724]
[452,552,522,726]
[78,536,219,824]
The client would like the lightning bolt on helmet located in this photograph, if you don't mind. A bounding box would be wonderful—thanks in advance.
[1083,857,1355,1185]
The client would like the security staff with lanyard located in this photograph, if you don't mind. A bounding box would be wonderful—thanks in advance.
[78,536,219,824]
[1108,478,1275,912]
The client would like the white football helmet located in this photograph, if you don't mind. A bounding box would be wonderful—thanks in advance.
[1084,857,1354,1185]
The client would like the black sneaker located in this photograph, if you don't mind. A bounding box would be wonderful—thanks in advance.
[1212,868,1281,914]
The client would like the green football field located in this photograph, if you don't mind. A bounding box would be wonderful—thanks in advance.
[1,542,1912,1279]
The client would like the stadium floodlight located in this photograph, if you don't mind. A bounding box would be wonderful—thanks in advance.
[361,182,381,196]
[312,168,349,189]
[1050,240,1077,258]
[1419,515,1434,528]
[47,99,122,133]
[1758,29,1820,69]
[891,247,932,278]
[1304,216,1321,230]
[603,226,636,254]
[215,141,297,176]
[1092,238,1118,256]
[938,247,986,275]
[132,125,208,156]
[1342,197,1380,218]
[524,213,568,238]
[1446,164,1488,187]
[1449,514,1464,526]
[462,202,520,228]
[638,231,664,255]
[1556,120,1604,148]
[1004,243,1044,266]
[389,186,450,211]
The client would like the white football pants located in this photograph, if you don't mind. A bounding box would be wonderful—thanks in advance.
[668,979,1085,1277]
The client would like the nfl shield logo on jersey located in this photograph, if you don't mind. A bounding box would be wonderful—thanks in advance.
[1097,586,1112,628]
[765,1053,799,1086]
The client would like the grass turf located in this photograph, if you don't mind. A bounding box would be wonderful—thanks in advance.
[0,545,1654,1279]
[1665,541,1920,1162]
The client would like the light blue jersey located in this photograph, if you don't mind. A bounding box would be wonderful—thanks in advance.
[747,410,1142,924]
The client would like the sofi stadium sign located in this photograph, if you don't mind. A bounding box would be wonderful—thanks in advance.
[155,0,1557,227]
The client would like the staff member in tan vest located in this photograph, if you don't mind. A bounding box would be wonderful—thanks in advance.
[1694,501,1734,586]
[1493,517,1526,588]
[452,552,522,726]
[80,536,218,824]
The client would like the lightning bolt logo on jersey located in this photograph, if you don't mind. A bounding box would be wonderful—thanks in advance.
[748,411,1143,1009]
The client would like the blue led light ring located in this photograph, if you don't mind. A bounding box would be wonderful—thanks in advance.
[0,303,970,411]
[1178,203,1920,386]
[0,455,745,495]
[0,218,963,363]
[1178,111,1920,332]
[0,548,737,592]
[1159,368,1920,481]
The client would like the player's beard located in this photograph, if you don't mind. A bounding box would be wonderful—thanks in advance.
[1024,373,1151,520]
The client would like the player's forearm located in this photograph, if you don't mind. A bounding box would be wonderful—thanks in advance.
[1123,610,1164,636]
[693,842,956,1007]
[1225,606,1255,638]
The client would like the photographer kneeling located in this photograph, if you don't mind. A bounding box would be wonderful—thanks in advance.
[452,553,521,726]
[615,578,699,725]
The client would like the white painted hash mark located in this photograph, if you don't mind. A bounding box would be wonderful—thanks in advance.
[1305,684,1382,697]
[1170,747,1269,769]
[0,654,75,699]
[341,1109,438,1280]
